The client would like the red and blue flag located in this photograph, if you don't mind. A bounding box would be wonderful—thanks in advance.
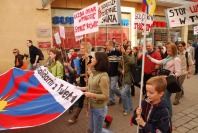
[0,67,82,130]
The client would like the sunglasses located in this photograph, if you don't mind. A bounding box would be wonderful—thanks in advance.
[13,52,16,54]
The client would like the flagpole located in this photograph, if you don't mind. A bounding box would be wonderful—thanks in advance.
[136,7,147,133]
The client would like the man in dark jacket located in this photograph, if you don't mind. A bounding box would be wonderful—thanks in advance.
[26,40,40,70]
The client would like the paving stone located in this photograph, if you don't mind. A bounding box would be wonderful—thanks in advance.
[182,108,196,114]
[187,114,197,119]
[194,126,198,131]
[182,121,198,129]
[175,126,190,133]
[191,110,198,115]
[173,120,186,127]
[172,115,181,122]
[192,118,198,123]
[188,130,198,133]
[176,113,186,117]
[172,130,180,133]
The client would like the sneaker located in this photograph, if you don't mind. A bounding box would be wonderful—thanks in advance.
[107,101,115,106]
[123,112,129,116]
[173,101,180,105]
[119,97,122,104]
[105,116,113,128]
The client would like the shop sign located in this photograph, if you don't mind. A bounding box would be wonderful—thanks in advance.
[37,41,51,48]
[165,3,198,28]
[52,16,74,24]
[194,26,198,35]
[52,16,129,26]
[36,27,51,38]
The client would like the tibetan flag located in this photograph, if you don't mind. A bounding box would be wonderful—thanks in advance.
[0,66,83,130]
[142,0,156,16]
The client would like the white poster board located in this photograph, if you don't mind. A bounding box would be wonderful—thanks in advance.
[59,25,65,39]
[165,3,198,28]
[73,3,99,39]
[134,12,154,32]
[98,0,121,25]
[194,26,198,35]
[54,32,61,45]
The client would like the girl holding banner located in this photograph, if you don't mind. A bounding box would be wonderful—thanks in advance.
[48,49,64,79]
[78,52,112,133]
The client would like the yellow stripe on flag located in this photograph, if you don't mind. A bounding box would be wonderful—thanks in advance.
[146,0,156,16]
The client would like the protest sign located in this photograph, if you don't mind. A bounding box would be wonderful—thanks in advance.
[134,12,154,32]
[98,0,121,25]
[165,3,198,28]
[0,67,82,130]
[54,32,61,44]
[73,3,99,38]
[194,26,198,35]
[59,25,65,39]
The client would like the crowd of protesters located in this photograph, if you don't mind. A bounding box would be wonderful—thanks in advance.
[13,38,198,133]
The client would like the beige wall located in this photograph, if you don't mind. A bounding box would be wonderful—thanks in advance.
[0,0,52,73]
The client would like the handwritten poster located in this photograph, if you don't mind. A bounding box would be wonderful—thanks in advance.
[98,0,121,25]
[165,3,198,28]
[134,12,154,32]
[73,3,99,39]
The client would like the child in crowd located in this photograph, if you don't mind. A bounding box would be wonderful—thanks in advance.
[131,76,172,133]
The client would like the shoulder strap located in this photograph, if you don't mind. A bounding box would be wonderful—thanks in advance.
[185,51,189,67]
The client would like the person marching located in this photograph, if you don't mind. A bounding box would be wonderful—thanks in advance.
[118,45,135,116]
[68,42,92,124]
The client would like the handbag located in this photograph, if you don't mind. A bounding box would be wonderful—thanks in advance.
[130,65,141,84]
[153,68,171,76]
[166,75,181,93]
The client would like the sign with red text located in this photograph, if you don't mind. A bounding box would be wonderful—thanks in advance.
[73,3,98,40]
[98,0,121,25]
[165,3,198,28]
[194,26,198,35]
[134,12,154,32]
[37,41,51,48]
[59,25,65,39]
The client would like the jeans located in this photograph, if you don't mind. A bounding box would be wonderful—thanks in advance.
[89,106,108,133]
[28,63,40,70]
[109,76,121,102]
[164,90,172,117]
[121,83,132,112]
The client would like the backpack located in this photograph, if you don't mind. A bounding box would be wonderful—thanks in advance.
[38,48,44,60]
